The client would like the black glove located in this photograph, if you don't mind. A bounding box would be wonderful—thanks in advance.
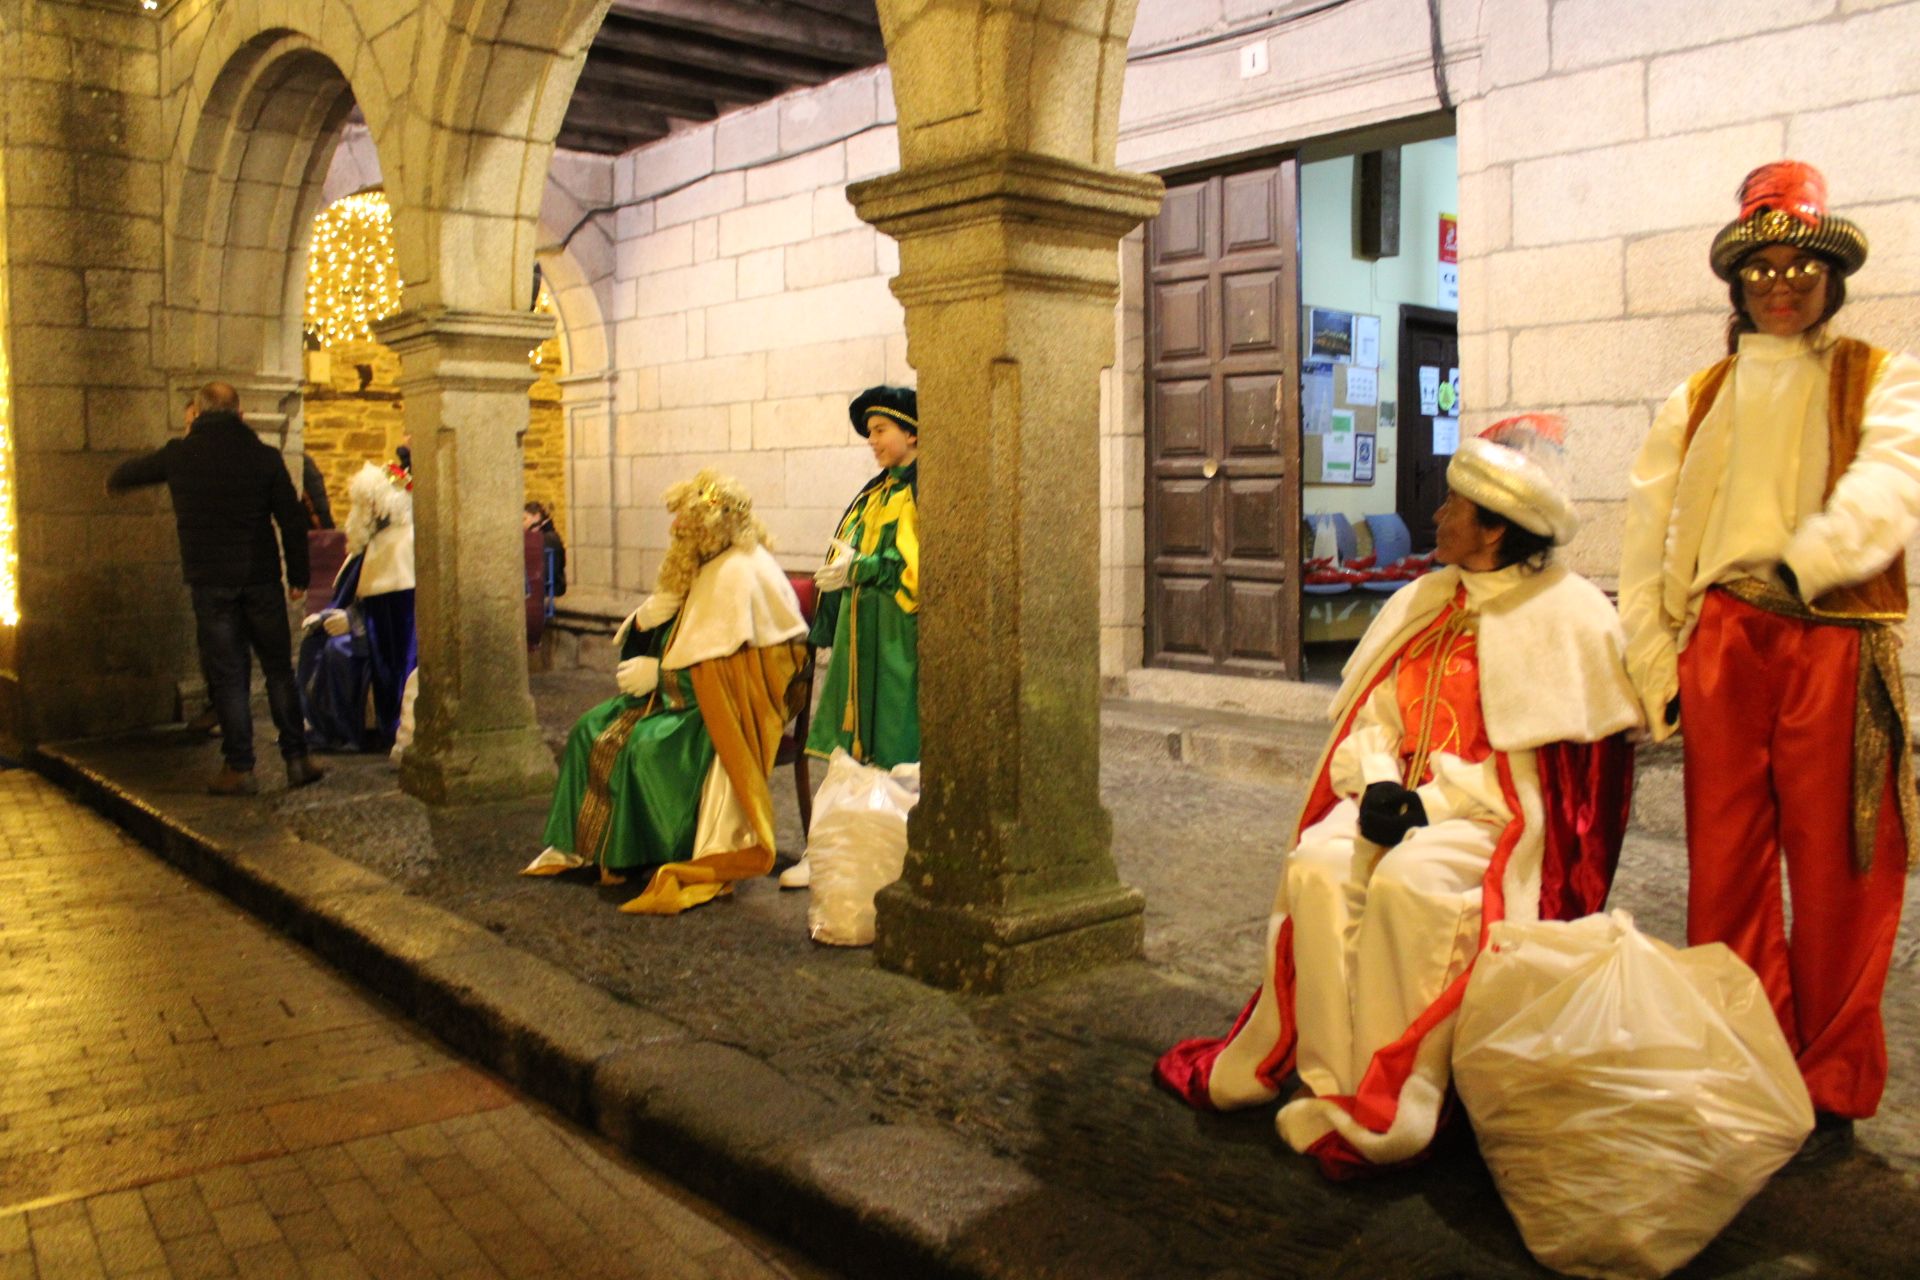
[1358,781,1429,847]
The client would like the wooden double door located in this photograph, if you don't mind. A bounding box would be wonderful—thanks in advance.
[1144,158,1303,679]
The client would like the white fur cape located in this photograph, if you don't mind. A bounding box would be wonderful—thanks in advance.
[342,462,415,598]
[612,544,806,671]
[1332,563,1643,752]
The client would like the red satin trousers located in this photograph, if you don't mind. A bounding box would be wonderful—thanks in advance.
[1679,589,1907,1117]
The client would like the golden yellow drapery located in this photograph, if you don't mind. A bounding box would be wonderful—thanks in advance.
[619,639,805,915]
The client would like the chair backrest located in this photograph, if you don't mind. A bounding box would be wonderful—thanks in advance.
[307,529,349,601]
[1365,513,1413,567]
[787,572,819,627]
[1305,513,1358,562]
[524,526,548,647]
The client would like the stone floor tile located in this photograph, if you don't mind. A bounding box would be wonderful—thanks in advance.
[209,1201,280,1252]
[275,1208,348,1259]
[80,1192,147,1238]
[141,1186,214,1241]
[297,1250,375,1280]
[160,1230,236,1280]
[0,1213,27,1254]
[230,1238,300,1279]
[91,1225,167,1277]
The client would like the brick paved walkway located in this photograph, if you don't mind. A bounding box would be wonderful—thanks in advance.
[0,767,831,1280]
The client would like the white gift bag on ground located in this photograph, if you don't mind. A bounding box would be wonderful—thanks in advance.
[805,749,920,947]
[1452,910,1812,1280]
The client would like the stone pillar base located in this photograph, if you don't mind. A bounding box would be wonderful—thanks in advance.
[398,725,556,806]
[873,881,1145,994]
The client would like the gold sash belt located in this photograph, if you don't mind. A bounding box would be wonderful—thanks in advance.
[1722,578,1916,871]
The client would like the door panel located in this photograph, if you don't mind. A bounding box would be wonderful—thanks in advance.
[1225,477,1287,560]
[1222,271,1282,353]
[1154,479,1213,557]
[1156,282,1210,361]
[1155,578,1216,656]
[1144,158,1302,678]
[1223,374,1281,455]
[1155,381,1210,456]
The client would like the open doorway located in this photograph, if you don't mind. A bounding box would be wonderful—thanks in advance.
[1295,125,1458,681]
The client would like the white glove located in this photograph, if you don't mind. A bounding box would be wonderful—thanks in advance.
[616,655,660,698]
[322,610,351,637]
[814,537,857,592]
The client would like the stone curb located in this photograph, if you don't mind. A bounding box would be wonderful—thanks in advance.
[32,744,1154,1280]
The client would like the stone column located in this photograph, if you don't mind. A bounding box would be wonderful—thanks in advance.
[851,153,1163,992]
[376,307,557,805]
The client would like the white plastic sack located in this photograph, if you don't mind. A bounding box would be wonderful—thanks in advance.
[1453,910,1812,1280]
[805,749,920,947]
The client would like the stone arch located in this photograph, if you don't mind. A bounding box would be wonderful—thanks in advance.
[163,28,393,438]
[410,0,614,313]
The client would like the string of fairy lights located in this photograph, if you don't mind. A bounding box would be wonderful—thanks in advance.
[0,169,17,628]
[304,190,403,348]
[303,189,556,373]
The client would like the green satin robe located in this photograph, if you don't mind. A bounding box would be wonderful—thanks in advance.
[805,462,920,768]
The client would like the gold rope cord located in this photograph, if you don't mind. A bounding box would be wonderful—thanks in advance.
[1400,606,1474,790]
[1722,577,1917,871]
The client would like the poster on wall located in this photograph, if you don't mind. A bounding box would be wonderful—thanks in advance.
[1322,409,1356,482]
[1437,213,1460,310]
[1353,315,1381,369]
[1418,365,1441,415]
[1354,434,1376,483]
[1344,366,1378,406]
[1302,362,1335,435]
[1307,307,1356,362]
[1432,415,1460,456]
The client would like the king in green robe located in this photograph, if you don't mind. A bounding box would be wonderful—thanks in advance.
[524,471,808,915]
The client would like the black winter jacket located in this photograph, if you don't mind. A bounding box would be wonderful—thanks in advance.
[108,411,311,589]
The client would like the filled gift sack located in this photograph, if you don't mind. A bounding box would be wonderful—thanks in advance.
[805,749,921,947]
[1453,910,1812,1280]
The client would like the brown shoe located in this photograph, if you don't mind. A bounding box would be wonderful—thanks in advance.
[209,766,259,796]
[186,706,220,736]
[285,755,326,790]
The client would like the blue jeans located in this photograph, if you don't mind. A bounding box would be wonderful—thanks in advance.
[191,583,305,771]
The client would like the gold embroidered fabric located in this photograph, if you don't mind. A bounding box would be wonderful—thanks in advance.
[1722,577,1916,871]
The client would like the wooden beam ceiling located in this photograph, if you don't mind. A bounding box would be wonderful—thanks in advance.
[560,0,884,156]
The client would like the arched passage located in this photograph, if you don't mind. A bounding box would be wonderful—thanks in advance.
[164,31,391,453]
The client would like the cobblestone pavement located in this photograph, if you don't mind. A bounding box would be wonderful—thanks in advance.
[33,671,1920,1278]
[0,766,831,1280]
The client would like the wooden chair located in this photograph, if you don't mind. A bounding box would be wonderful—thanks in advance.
[777,572,820,836]
[523,526,549,649]
[307,529,349,602]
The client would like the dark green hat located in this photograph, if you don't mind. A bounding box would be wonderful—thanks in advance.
[850,385,918,437]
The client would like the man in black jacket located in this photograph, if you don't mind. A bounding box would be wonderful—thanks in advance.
[108,382,324,794]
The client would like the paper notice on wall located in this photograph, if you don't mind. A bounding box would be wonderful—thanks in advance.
[1302,361,1335,435]
[1322,409,1356,482]
[1344,366,1378,406]
[1432,415,1460,456]
[1437,261,1460,309]
[1418,366,1441,416]
[1353,315,1381,369]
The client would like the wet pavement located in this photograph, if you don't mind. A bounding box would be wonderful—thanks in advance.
[0,765,830,1280]
[26,668,1920,1279]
